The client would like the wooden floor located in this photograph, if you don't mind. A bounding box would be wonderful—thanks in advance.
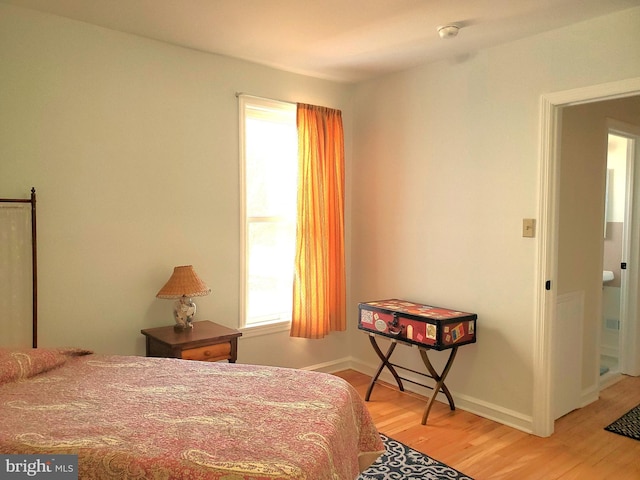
[335,370,640,480]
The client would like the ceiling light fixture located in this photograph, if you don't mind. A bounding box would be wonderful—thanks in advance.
[437,25,460,39]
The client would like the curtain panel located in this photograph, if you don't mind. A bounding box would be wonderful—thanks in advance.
[291,103,346,339]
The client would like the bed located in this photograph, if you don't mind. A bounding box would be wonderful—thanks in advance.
[0,190,383,478]
[0,347,384,479]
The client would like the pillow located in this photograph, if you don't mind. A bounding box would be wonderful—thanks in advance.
[0,347,93,385]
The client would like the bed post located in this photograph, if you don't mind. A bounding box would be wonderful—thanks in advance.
[31,187,37,348]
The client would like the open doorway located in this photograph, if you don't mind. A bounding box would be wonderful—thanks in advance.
[554,99,640,417]
[601,127,639,390]
[533,78,640,438]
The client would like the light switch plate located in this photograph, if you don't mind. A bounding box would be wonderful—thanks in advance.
[523,218,535,238]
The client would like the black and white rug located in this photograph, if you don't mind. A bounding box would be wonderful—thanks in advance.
[605,403,640,441]
[358,434,473,480]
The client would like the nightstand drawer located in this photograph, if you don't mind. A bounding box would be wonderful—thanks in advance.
[181,343,231,361]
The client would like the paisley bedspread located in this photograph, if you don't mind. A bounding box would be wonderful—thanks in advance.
[0,348,384,479]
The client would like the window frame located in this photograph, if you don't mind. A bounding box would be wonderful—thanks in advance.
[238,94,297,334]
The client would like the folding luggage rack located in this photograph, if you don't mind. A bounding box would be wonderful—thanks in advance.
[358,299,477,425]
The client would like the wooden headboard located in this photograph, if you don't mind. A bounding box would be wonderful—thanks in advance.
[0,188,37,347]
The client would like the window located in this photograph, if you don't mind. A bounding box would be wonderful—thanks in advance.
[239,95,298,329]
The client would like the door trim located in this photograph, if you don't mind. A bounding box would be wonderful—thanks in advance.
[533,77,640,437]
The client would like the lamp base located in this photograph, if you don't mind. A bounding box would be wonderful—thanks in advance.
[173,297,196,330]
[173,322,194,331]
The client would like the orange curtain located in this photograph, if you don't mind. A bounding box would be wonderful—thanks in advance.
[290,103,346,339]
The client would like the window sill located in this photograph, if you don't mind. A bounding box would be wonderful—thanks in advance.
[240,321,290,338]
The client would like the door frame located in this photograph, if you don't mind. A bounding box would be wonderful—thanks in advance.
[532,77,640,437]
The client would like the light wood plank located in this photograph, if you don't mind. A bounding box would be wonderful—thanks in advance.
[336,370,640,479]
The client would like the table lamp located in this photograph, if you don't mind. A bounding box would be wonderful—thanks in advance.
[156,265,211,330]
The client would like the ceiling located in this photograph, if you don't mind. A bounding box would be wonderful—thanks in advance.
[3,0,640,83]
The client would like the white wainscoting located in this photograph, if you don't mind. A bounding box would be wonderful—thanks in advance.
[553,291,584,419]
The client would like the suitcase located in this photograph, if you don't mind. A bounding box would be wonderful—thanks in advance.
[358,298,477,350]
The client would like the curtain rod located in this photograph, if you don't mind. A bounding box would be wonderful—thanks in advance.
[235,92,296,106]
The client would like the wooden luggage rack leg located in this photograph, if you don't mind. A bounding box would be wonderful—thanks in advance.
[365,335,404,401]
[419,346,458,425]
[364,333,460,425]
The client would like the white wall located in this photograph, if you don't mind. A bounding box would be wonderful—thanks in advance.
[349,7,640,431]
[0,3,354,368]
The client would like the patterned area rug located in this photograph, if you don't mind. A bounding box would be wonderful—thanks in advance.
[605,404,640,441]
[358,434,474,480]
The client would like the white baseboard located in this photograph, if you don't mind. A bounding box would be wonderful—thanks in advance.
[580,383,599,408]
[597,371,623,391]
[305,356,534,434]
[301,356,354,373]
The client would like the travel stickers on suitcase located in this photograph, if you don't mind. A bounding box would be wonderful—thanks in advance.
[358,299,477,350]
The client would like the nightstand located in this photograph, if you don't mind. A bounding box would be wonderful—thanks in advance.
[141,320,242,363]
